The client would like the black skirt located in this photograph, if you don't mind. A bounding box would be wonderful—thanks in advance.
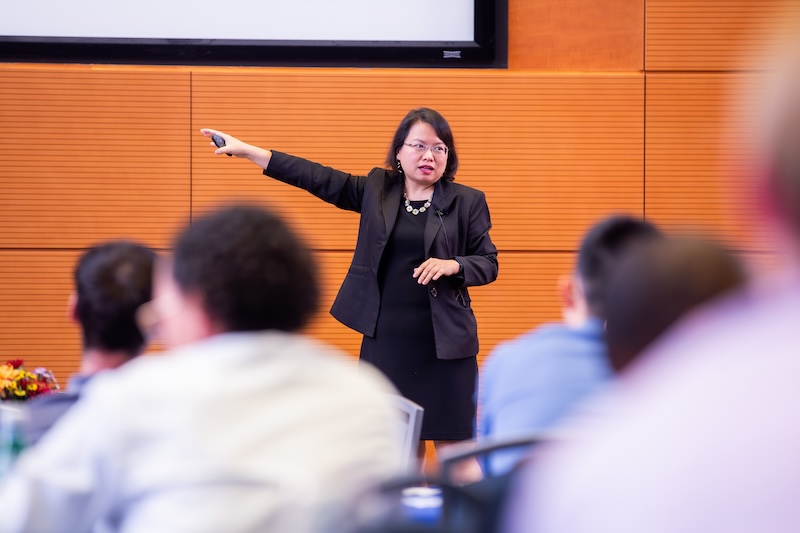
[360,199,477,441]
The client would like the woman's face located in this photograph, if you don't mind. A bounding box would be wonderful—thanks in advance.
[396,121,448,190]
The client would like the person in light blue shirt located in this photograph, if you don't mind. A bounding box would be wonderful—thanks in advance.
[478,215,663,475]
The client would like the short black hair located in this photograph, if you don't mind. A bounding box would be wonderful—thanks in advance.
[172,204,319,333]
[603,238,747,372]
[385,107,459,181]
[75,241,155,356]
[577,215,663,318]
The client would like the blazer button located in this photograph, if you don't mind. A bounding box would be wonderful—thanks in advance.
[430,287,438,297]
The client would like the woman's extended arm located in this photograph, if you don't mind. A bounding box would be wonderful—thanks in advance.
[200,128,368,213]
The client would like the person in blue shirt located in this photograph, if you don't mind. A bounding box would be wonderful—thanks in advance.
[477,215,662,475]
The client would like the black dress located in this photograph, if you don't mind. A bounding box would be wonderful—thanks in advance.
[360,198,477,441]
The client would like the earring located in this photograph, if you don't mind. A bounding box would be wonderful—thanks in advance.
[396,159,403,174]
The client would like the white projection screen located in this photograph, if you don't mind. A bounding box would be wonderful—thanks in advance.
[0,0,507,67]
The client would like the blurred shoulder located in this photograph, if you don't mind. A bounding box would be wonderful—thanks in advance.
[287,334,398,394]
[484,322,572,372]
[489,322,576,355]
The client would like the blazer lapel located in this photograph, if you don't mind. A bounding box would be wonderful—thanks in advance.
[382,174,403,238]
[424,179,456,256]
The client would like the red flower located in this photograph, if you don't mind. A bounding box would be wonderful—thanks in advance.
[7,359,23,369]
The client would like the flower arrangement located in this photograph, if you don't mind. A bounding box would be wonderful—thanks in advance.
[0,360,59,402]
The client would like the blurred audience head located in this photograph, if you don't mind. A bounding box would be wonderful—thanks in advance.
[154,204,319,348]
[562,216,663,325]
[604,238,748,373]
[73,240,156,358]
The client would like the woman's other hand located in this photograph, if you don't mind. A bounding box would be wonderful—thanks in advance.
[413,258,461,285]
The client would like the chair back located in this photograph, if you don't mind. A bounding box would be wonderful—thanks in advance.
[438,431,547,481]
[389,395,424,472]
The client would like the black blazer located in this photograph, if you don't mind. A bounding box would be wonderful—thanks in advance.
[265,151,499,360]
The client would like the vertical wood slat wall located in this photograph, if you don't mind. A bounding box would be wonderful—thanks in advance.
[0,0,789,384]
[642,0,795,263]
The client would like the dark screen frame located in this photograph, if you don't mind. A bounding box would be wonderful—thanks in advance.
[0,0,507,68]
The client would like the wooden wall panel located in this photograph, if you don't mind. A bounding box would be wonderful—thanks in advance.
[192,70,645,253]
[0,64,646,383]
[646,0,792,71]
[509,0,644,70]
[645,72,769,250]
[0,66,191,249]
[0,251,80,384]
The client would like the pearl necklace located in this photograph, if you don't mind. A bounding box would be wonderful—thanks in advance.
[403,193,432,216]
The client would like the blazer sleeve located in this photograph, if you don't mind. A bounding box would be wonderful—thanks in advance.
[453,190,499,288]
[264,151,368,213]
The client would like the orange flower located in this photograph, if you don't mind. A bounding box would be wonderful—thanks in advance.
[1,360,58,402]
[0,364,20,398]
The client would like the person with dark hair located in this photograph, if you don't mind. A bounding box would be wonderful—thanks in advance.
[166,204,320,337]
[477,215,662,475]
[201,107,498,461]
[0,205,403,532]
[20,240,155,446]
[603,237,747,373]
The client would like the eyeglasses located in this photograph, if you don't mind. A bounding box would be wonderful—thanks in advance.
[403,143,448,157]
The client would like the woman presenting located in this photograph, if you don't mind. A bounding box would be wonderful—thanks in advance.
[202,108,498,459]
